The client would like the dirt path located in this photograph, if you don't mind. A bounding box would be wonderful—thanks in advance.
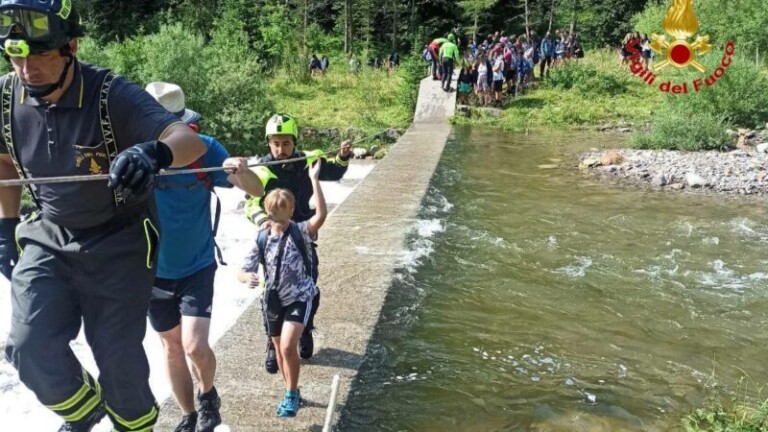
[156,74,456,432]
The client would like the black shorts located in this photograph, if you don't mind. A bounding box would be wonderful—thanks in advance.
[492,80,504,92]
[263,291,314,337]
[504,69,515,81]
[149,263,217,332]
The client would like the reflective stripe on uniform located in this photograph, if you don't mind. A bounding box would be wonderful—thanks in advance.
[45,368,102,423]
[105,402,158,431]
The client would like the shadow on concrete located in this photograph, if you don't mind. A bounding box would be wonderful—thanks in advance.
[305,347,364,370]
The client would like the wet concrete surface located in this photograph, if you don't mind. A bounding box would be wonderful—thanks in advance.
[156,75,455,431]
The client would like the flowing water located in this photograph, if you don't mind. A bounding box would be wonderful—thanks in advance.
[340,127,768,431]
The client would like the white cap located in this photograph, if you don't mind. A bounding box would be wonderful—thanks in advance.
[144,81,201,125]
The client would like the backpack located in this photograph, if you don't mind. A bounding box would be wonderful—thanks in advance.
[189,158,226,265]
[256,222,313,290]
[155,156,226,266]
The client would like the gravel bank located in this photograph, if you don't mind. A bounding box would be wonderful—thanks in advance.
[579,148,768,196]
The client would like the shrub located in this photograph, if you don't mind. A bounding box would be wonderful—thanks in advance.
[662,54,768,129]
[203,20,274,155]
[549,61,629,97]
[78,23,273,156]
[630,107,731,151]
[633,0,768,62]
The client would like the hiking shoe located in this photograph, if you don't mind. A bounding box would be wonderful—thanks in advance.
[174,412,198,432]
[196,387,222,432]
[277,390,301,418]
[299,331,314,360]
[58,404,106,432]
[265,339,279,374]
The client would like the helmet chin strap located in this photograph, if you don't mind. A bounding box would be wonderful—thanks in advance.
[24,50,74,99]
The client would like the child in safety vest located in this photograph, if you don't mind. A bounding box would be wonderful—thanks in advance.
[240,159,326,418]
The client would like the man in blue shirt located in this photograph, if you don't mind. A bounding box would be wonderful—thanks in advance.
[146,82,264,432]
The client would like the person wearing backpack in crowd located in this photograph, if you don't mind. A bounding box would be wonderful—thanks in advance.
[348,52,361,73]
[555,34,565,67]
[641,33,652,68]
[501,41,516,96]
[389,50,400,68]
[528,29,540,76]
[145,82,264,432]
[0,2,208,431]
[539,31,555,78]
[572,35,584,60]
[515,47,532,96]
[243,114,352,375]
[309,54,322,76]
[491,48,505,106]
[421,44,433,76]
[439,33,460,92]
[457,61,474,105]
[428,36,449,80]
[474,52,492,106]
[241,158,325,418]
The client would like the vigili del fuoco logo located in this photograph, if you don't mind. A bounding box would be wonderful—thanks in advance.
[626,0,735,94]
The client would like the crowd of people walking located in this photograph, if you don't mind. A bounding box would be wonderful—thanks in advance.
[424,28,584,107]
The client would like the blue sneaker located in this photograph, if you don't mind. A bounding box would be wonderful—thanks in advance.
[277,390,300,417]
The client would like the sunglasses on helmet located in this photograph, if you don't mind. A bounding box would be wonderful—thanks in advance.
[0,8,62,40]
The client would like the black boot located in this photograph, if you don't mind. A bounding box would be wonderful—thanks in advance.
[196,387,221,432]
[265,338,279,374]
[58,404,106,432]
[174,412,197,432]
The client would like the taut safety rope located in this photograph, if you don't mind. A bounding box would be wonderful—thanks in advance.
[0,118,412,188]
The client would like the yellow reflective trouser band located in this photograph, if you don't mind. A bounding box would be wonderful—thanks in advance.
[46,369,102,422]
[105,403,158,431]
[111,427,153,432]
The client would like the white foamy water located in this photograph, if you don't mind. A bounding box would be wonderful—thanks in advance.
[695,259,768,292]
[555,256,593,278]
[0,162,374,431]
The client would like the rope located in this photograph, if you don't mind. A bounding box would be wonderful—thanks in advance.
[0,117,413,188]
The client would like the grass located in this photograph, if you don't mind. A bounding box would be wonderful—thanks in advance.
[683,376,768,432]
[268,64,415,151]
[454,49,662,132]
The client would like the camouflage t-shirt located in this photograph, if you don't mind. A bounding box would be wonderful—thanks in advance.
[243,221,318,306]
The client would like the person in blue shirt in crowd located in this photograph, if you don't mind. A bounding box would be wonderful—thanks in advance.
[539,31,556,78]
[145,82,264,432]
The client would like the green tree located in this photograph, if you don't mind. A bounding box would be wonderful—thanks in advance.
[459,0,499,43]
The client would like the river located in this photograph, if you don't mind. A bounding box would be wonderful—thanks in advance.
[340,127,768,431]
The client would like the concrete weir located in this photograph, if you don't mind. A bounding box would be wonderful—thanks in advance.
[156,75,456,431]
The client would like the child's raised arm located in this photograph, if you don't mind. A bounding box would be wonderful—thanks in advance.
[307,159,327,237]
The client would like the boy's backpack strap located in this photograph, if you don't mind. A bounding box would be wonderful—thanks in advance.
[287,222,312,278]
[256,228,268,267]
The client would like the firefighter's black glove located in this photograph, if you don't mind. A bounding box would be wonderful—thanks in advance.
[0,217,20,281]
[108,140,173,199]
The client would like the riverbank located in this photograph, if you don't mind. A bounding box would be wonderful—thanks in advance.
[578,133,768,197]
[451,50,658,133]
